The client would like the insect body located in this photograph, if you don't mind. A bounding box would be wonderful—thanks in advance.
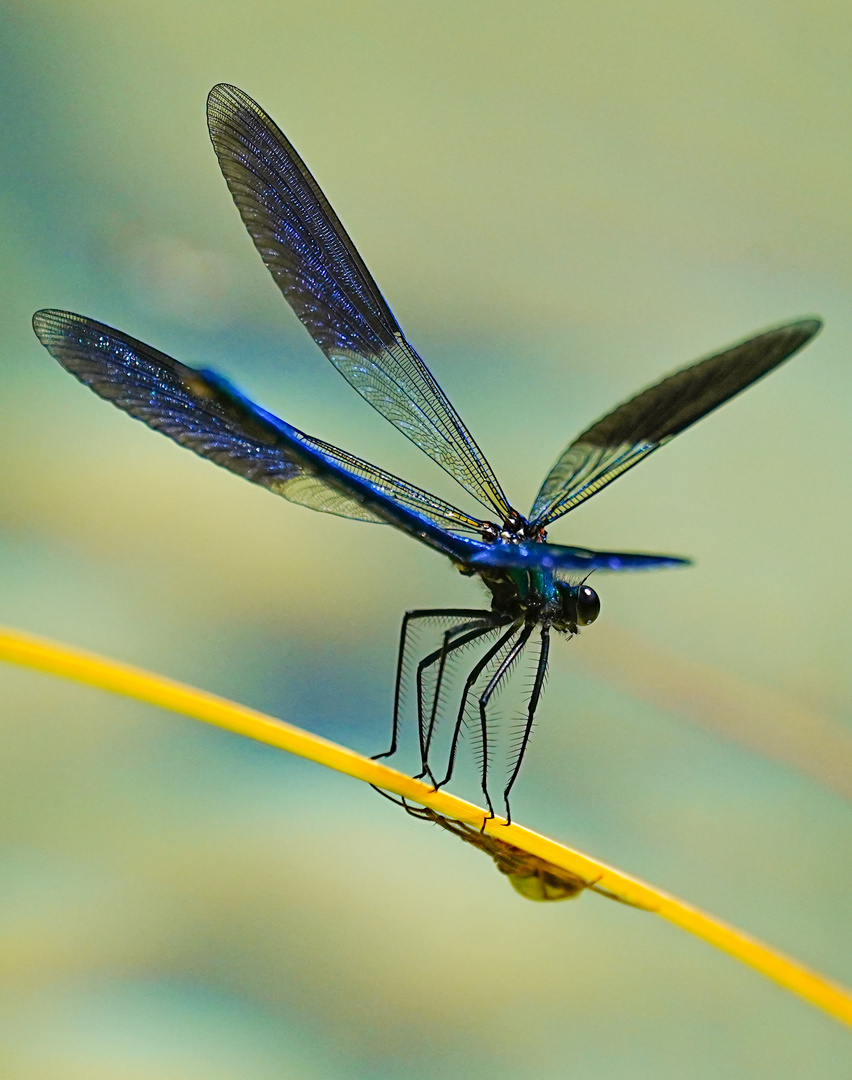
[33,85,821,821]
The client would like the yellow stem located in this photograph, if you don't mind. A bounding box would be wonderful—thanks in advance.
[1,623,850,1028]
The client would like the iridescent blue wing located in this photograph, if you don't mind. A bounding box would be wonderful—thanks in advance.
[31,310,490,548]
[33,310,682,574]
[529,319,822,528]
[206,83,511,519]
[32,311,688,574]
[466,542,689,573]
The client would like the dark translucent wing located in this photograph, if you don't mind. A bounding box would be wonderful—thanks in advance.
[530,319,822,527]
[31,310,488,543]
[206,83,510,517]
[31,310,687,575]
[303,437,486,534]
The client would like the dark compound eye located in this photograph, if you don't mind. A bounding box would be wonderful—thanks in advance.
[576,584,600,626]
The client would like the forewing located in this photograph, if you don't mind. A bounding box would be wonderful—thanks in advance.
[530,319,821,527]
[31,310,488,538]
[206,83,509,517]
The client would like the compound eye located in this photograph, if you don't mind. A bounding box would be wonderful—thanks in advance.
[576,584,600,626]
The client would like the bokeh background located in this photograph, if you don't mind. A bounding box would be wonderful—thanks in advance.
[1,2,851,1076]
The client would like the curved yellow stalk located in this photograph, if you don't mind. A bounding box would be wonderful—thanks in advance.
[1,622,850,1028]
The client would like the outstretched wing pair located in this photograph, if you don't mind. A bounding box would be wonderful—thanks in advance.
[33,85,821,574]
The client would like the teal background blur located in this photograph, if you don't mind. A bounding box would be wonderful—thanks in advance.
[1,2,851,1076]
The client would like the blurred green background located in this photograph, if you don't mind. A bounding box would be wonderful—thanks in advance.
[1,1,851,1076]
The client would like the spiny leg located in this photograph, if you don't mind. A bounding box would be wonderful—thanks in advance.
[436,622,522,811]
[416,617,503,782]
[476,623,535,822]
[372,608,490,762]
[417,620,494,765]
[502,626,551,825]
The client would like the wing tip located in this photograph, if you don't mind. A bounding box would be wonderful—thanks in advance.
[32,308,75,345]
[207,83,260,128]
[207,82,240,109]
[784,315,823,343]
[727,315,823,357]
[757,316,822,357]
[32,308,50,336]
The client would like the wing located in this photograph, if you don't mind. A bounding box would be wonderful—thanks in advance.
[529,319,822,528]
[466,542,690,573]
[206,83,510,518]
[31,311,691,576]
[31,310,490,544]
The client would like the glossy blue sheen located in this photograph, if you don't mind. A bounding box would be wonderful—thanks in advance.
[31,84,822,819]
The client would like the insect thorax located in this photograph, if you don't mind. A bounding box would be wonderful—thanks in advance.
[468,510,598,633]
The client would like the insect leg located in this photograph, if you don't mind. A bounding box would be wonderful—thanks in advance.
[436,622,521,801]
[476,624,535,821]
[416,617,500,783]
[502,626,550,825]
[372,608,490,762]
